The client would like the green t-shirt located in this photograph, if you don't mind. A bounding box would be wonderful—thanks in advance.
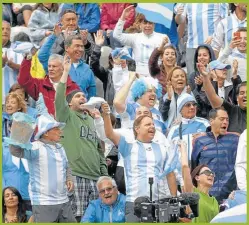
[192,187,219,223]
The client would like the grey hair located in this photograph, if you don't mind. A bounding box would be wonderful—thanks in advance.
[48,54,64,64]
[96,176,117,191]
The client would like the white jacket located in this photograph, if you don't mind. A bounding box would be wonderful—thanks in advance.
[113,19,169,77]
[235,129,247,191]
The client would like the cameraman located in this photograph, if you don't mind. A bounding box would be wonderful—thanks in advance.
[178,140,219,222]
[102,103,177,222]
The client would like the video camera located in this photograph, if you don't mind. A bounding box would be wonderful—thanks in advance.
[134,178,199,223]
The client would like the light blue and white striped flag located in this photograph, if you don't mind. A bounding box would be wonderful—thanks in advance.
[136,3,175,29]
[210,203,247,223]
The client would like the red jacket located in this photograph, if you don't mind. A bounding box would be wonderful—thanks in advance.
[100,3,135,30]
[17,59,80,116]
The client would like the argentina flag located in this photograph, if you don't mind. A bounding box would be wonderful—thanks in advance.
[136,3,175,29]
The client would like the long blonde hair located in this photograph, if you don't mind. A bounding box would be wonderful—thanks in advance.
[5,93,27,113]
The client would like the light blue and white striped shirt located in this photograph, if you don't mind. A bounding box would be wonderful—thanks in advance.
[180,3,228,48]
[118,136,176,202]
[24,141,69,205]
[2,46,23,104]
[211,12,247,52]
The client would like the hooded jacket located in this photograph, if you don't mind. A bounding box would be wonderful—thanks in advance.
[81,194,126,223]
[188,44,216,91]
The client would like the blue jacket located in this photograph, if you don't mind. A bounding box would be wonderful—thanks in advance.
[2,144,30,200]
[191,132,239,203]
[61,3,100,33]
[38,34,96,99]
[81,194,126,223]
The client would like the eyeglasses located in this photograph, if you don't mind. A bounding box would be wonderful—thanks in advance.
[184,102,197,108]
[99,186,115,195]
[199,170,215,177]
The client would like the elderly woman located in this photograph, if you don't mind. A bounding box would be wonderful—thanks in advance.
[2,187,32,223]
[149,37,177,95]
[2,93,27,138]
[102,102,177,222]
[159,66,193,129]
[178,141,219,223]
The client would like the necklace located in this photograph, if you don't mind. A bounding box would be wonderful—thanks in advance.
[4,214,18,223]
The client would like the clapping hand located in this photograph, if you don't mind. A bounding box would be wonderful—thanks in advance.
[194,75,203,85]
[94,30,105,46]
[80,30,88,45]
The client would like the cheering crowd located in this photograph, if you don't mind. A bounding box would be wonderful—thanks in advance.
[2,2,247,223]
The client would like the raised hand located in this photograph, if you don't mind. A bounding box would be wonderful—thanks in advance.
[230,36,241,49]
[194,75,203,85]
[120,5,134,21]
[63,55,71,73]
[53,23,62,37]
[196,62,209,77]
[166,81,174,100]
[232,59,238,77]
[176,5,184,15]
[129,71,139,82]
[93,30,105,46]
[80,30,88,45]
[91,108,102,119]
[158,36,169,52]
[101,102,111,115]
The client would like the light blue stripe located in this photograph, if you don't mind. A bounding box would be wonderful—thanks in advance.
[124,152,132,198]
[208,4,215,36]
[151,142,163,177]
[29,152,40,205]
[47,148,58,198]
[58,146,67,185]
[227,16,233,45]
[137,142,148,197]
[196,4,203,45]
[187,4,194,48]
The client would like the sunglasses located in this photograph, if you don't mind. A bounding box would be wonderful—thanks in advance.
[184,102,197,108]
[99,186,115,195]
[199,170,215,177]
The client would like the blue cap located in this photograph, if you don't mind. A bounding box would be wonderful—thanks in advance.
[111,47,133,60]
[209,60,231,70]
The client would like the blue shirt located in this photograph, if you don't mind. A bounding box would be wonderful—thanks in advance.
[2,144,30,200]
[81,194,126,223]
